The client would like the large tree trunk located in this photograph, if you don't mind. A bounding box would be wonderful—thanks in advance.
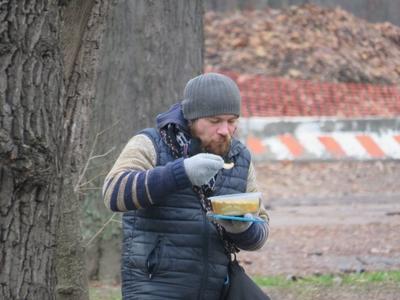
[0,1,110,299]
[0,2,65,298]
[85,0,204,282]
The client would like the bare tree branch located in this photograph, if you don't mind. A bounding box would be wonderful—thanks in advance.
[74,120,120,193]
[85,213,118,247]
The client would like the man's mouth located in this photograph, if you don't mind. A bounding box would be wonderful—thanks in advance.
[214,137,231,144]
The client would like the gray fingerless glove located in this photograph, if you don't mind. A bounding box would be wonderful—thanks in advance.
[183,153,224,186]
[207,213,254,234]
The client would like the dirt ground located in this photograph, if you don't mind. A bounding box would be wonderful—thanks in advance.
[237,160,400,299]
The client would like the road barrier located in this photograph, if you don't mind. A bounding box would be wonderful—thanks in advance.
[239,117,400,161]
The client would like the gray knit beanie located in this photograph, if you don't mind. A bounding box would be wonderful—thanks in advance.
[182,73,241,120]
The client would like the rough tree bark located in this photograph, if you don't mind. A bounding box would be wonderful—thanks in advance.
[55,1,112,299]
[0,1,111,299]
[85,0,204,282]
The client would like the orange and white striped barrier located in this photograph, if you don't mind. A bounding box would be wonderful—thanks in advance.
[239,117,400,161]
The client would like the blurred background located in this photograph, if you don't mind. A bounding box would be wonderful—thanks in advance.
[85,1,400,299]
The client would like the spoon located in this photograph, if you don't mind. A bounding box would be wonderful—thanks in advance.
[223,162,234,169]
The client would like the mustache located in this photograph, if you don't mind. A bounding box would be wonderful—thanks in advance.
[205,136,231,147]
[203,138,232,154]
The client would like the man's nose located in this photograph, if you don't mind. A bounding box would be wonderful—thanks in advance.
[217,122,229,136]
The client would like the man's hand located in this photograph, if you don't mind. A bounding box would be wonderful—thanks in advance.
[207,213,255,234]
[184,153,224,186]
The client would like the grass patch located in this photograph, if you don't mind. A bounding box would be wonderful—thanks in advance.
[89,271,400,299]
[342,270,400,284]
[89,283,121,300]
[253,270,400,288]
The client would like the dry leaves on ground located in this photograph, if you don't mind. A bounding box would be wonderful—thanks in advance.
[205,4,400,85]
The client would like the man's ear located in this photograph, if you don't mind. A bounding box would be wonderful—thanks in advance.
[233,126,239,138]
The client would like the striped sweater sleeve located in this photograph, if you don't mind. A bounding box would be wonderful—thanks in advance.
[102,134,191,212]
[227,161,270,251]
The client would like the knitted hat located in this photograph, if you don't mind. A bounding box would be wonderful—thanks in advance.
[182,73,241,120]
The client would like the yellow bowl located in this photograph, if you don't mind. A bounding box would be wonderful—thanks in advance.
[209,192,261,216]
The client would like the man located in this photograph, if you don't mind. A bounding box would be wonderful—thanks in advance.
[103,73,269,299]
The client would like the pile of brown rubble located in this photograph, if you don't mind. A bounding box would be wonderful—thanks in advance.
[204,4,400,84]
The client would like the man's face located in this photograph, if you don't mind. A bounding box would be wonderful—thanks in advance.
[190,114,238,156]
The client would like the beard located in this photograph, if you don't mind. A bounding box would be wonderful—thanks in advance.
[202,137,231,156]
[189,121,233,157]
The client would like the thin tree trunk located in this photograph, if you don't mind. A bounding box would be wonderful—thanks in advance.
[94,0,204,138]
[56,1,111,299]
[86,0,204,282]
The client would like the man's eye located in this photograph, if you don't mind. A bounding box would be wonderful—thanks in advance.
[228,119,237,125]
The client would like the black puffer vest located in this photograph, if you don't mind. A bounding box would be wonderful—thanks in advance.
[121,128,251,300]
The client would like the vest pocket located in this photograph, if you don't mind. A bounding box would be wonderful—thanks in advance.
[146,236,165,279]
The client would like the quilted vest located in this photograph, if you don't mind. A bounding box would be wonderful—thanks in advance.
[121,128,251,300]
